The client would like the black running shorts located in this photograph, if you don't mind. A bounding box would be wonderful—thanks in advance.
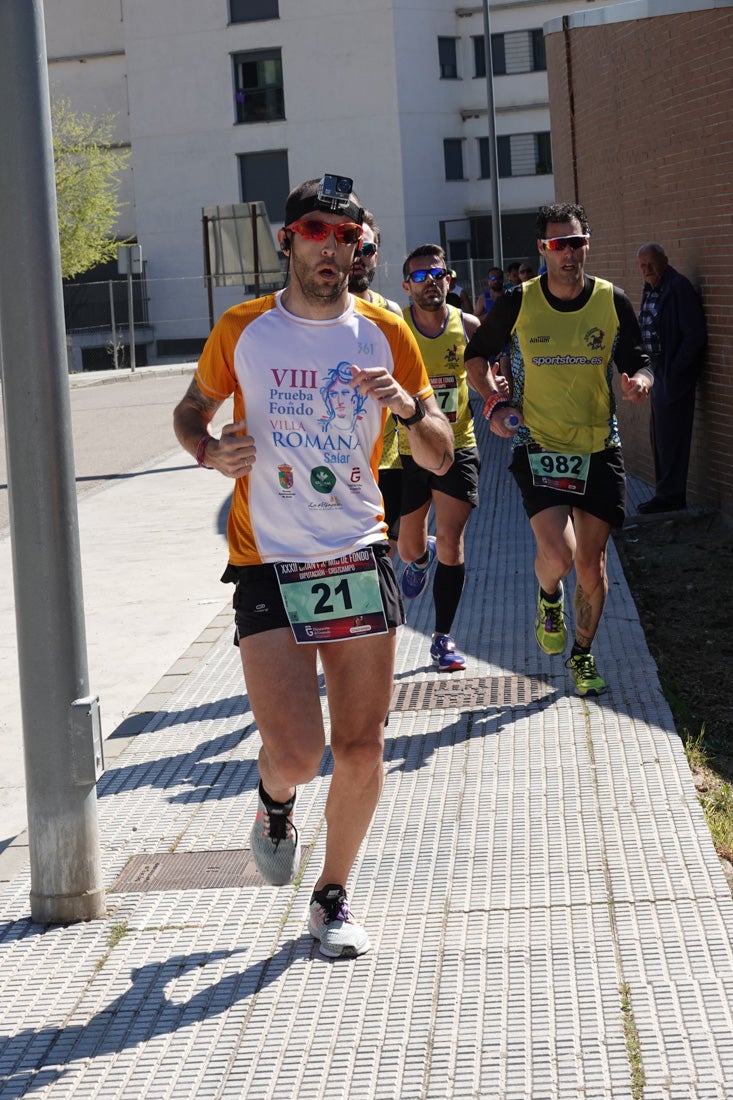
[378,468,403,541]
[221,542,404,640]
[509,445,626,528]
[400,445,481,515]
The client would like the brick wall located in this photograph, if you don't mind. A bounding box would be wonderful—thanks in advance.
[546,7,733,517]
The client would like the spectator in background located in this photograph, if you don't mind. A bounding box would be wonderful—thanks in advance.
[636,243,707,514]
[506,262,521,288]
[518,262,535,282]
[474,267,505,322]
[446,270,473,313]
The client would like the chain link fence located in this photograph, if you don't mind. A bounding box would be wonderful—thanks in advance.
[63,258,534,371]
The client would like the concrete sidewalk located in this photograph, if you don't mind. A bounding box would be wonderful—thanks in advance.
[0,365,233,878]
[0,416,732,1099]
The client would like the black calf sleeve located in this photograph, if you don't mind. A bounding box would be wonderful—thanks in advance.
[433,562,466,635]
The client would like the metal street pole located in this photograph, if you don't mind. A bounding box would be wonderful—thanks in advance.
[126,265,136,371]
[109,281,120,369]
[482,0,503,270]
[0,0,105,922]
[118,244,141,370]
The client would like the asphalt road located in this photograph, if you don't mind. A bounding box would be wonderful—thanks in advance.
[0,367,197,536]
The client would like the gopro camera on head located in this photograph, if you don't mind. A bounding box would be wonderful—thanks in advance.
[283,172,364,231]
[317,174,354,212]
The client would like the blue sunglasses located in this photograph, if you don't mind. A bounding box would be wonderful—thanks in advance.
[408,266,449,283]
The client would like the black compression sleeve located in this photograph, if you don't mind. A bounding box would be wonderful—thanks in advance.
[612,286,652,376]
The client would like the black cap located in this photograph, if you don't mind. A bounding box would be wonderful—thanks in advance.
[284,177,364,227]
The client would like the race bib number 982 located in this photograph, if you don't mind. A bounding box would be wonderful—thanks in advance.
[528,449,590,496]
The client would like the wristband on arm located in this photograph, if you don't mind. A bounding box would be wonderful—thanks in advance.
[196,435,213,468]
[482,393,511,422]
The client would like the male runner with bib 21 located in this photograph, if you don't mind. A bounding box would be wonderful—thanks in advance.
[174,175,453,957]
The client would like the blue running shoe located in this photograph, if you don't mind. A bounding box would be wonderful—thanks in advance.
[430,633,466,673]
[401,536,437,599]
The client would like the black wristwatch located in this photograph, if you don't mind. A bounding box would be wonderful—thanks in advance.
[394,395,426,427]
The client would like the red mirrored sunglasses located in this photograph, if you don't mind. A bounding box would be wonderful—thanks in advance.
[286,219,363,246]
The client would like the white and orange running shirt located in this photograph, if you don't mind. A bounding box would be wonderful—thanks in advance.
[196,291,432,565]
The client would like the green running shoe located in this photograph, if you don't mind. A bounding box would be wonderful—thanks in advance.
[566,652,607,696]
[535,584,567,655]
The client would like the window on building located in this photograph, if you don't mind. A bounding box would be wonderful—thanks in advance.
[479,136,515,178]
[478,137,491,179]
[535,131,552,175]
[472,36,485,79]
[474,34,504,77]
[482,133,552,178]
[230,0,279,21]
[497,137,513,177]
[492,34,506,76]
[531,28,547,71]
[444,139,464,181]
[473,30,546,77]
[233,49,284,124]
[438,37,459,79]
[238,149,289,222]
[447,240,470,264]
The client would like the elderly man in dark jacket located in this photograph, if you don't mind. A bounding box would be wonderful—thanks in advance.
[636,243,707,513]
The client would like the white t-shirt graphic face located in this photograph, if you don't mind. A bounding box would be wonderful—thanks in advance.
[319,361,369,434]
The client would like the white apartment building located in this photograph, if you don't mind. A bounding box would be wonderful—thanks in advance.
[45,0,629,368]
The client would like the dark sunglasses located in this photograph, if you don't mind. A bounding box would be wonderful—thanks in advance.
[408,266,449,283]
[541,235,589,251]
[359,242,378,257]
[287,219,363,246]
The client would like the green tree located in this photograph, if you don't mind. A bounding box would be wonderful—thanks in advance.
[52,98,130,279]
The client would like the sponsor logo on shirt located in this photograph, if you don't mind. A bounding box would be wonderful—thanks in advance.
[584,327,606,351]
[311,467,337,494]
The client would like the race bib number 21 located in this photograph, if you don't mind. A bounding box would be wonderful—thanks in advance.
[275,549,388,643]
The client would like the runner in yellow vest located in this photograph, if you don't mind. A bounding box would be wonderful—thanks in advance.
[465,202,654,696]
[348,212,403,558]
[398,244,483,672]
